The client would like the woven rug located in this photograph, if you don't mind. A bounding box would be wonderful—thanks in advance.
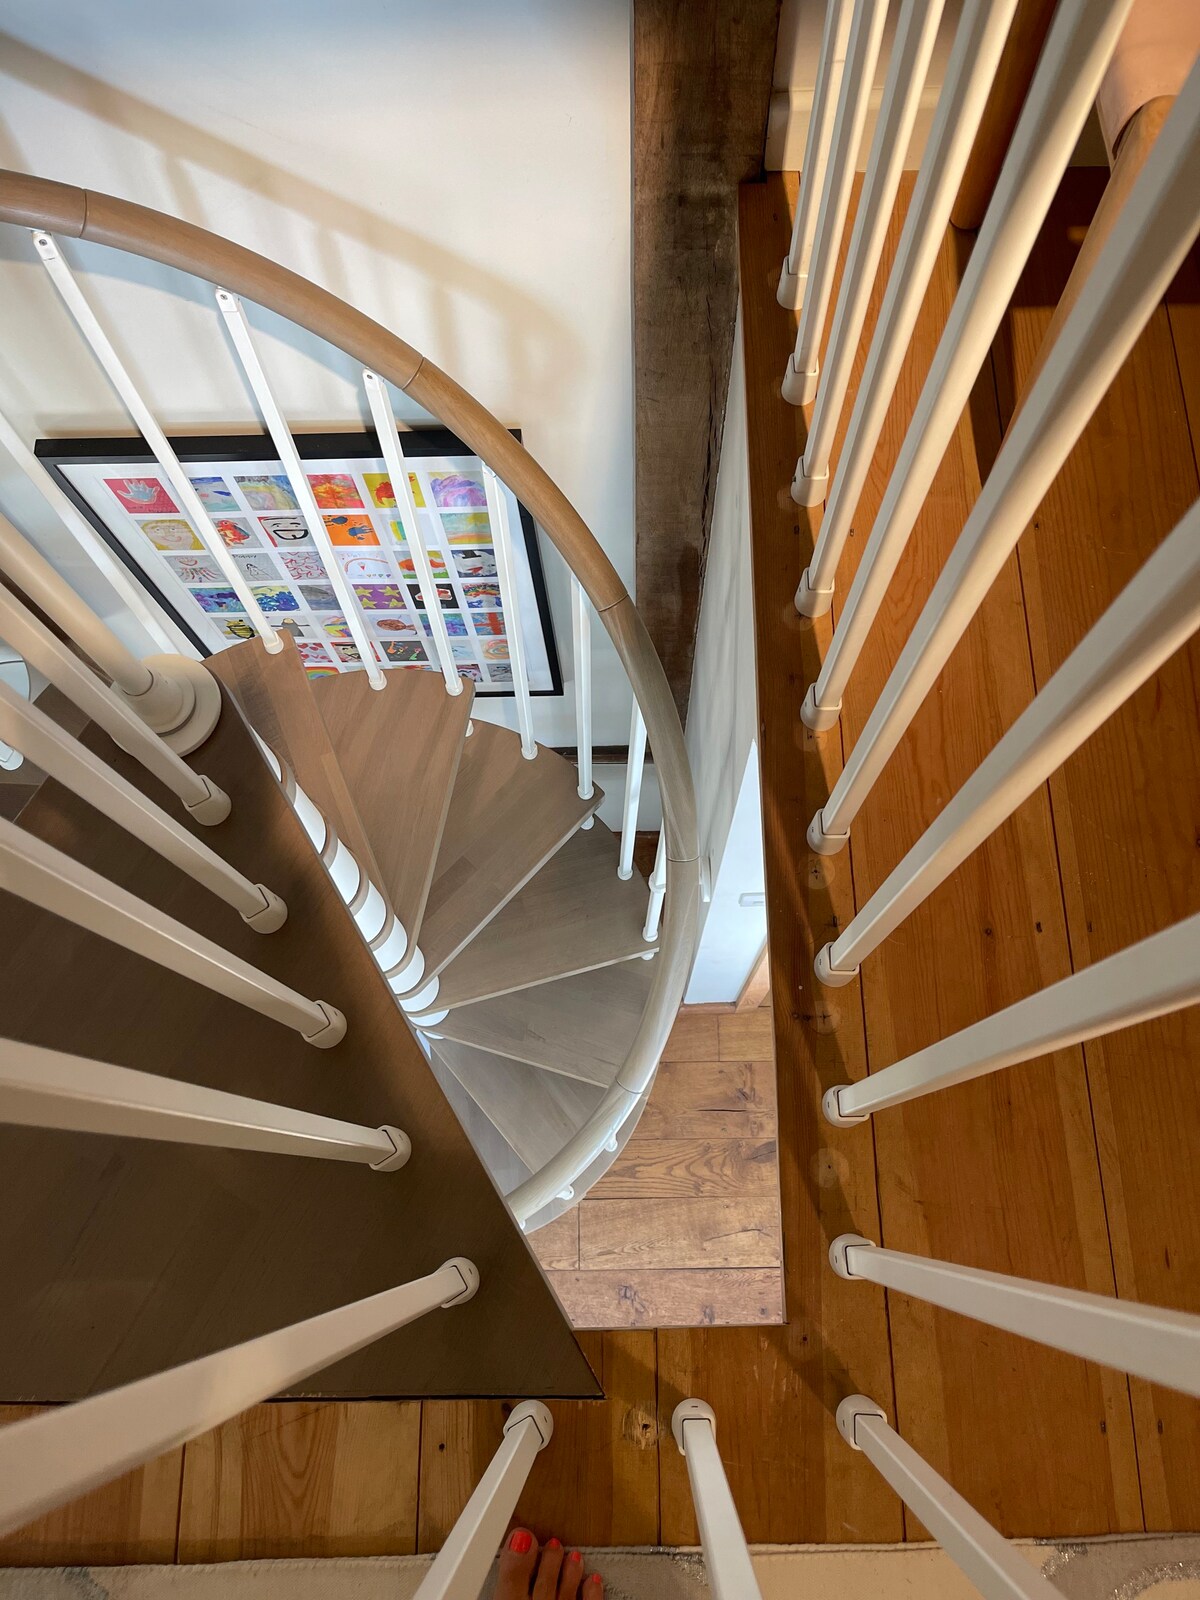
[1,1534,1197,1597]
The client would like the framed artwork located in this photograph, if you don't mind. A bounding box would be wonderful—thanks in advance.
[35,429,562,696]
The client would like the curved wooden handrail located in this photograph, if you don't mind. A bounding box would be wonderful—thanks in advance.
[0,169,701,1214]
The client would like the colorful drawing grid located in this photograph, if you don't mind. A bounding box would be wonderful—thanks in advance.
[88,457,537,691]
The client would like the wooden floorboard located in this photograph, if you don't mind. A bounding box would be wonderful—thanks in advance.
[1000,175,1200,1530]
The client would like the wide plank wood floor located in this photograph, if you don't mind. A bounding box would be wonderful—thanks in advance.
[2,167,1197,1563]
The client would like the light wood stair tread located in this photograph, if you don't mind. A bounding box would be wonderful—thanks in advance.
[433,1040,604,1175]
[0,672,598,1401]
[432,959,658,1085]
[427,1046,534,1199]
[432,819,655,1011]
[311,669,474,957]
[207,638,388,902]
[412,721,601,984]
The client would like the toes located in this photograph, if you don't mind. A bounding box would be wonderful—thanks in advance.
[557,1548,586,1598]
[532,1536,565,1599]
[496,1527,539,1597]
[583,1572,603,1599]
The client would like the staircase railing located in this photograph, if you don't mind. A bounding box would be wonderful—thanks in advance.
[0,167,702,1229]
[762,0,1200,1590]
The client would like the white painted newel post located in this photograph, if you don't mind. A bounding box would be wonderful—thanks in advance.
[672,1400,762,1600]
[0,1259,478,1539]
[413,1402,553,1600]
[830,1236,1200,1397]
[836,1396,1060,1600]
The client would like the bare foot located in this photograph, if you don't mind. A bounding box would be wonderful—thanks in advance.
[495,1527,603,1598]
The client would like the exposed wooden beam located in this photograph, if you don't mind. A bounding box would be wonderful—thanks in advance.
[633,0,781,722]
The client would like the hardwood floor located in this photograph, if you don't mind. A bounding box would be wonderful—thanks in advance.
[1,167,1197,1563]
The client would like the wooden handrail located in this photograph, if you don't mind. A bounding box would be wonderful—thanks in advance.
[0,168,701,1210]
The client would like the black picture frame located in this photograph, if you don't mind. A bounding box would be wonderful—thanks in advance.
[34,427,563,697]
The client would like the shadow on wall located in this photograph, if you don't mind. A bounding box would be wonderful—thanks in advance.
[0,30,581,417]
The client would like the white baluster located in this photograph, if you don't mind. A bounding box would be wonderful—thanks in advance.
[0,677,285,929]
[830,1236,1200,1397]
[31,233,278,650]
[798,0,1139,726]
[413,1403,553,1600]
[362,369,462,695]
[0,1258,478,1538]
[0,1037,410,1168]
[782,0,890,407]
[791,0,947,500]
[0,510,221,753]
[617,701,647,880]
[836,1397,1060,1600]
[215,291,386,688]
[777,0,855,310]
[482,465,536,759]
[0,817,346,1046]
[571,576,594,806]
[825,912,1200,1123]
[793,0,1020,600]
[808,75,1200,852]
[0,580,229,824]
[643,831,667,944]
[671,1401,763,1600]
[814,498,1200,983]
[0,405,183,654]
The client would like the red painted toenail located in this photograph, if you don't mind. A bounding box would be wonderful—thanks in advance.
[588,1576,602,1586]
[569,1550,583,1563]
[509,1530,533,1554]
[547,1537,562,1549]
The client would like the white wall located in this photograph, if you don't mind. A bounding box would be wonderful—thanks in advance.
[0,0,635,747]
[683,306,766,1004]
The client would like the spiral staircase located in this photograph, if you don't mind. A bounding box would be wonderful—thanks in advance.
[0,169,701,1411]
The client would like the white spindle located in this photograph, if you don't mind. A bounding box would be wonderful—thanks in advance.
[617,701,648,881]
[571,576,594,802]
[31,233,278,650]
[413,1403,553,1600]
[215,291,386,688]
[482,465,536,758]
[0,1258,478,1539]
[0,580,229,824]
[0,817,346,1046]
[836,1397,1060,1600]
[830,1235,1200,1397]
[792,0,947,500]
[362,369,462,695]
[814,499,1200,983]
[824,913,1200,1123]
[671,1401,763,1600]
[0,1037,410,1168]
[0,510,221,753]
[777,0,855,310]
[782,0,890,407]
[793,0,1020,596]
[799,0,1140,737]
[0,406,183,655]
[643,830,667,944]
[809,74,1200,857]
[0,677,285,930]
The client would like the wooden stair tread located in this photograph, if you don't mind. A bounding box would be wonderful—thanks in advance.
[311,669,473,957]
[433,1040,604,1175]
[207,638,388,903]
[433,819,654,1011]
[427,1046,534,1199]
[0,670,598,1401]
[433,959,658,1085]
[413,721,601,983]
